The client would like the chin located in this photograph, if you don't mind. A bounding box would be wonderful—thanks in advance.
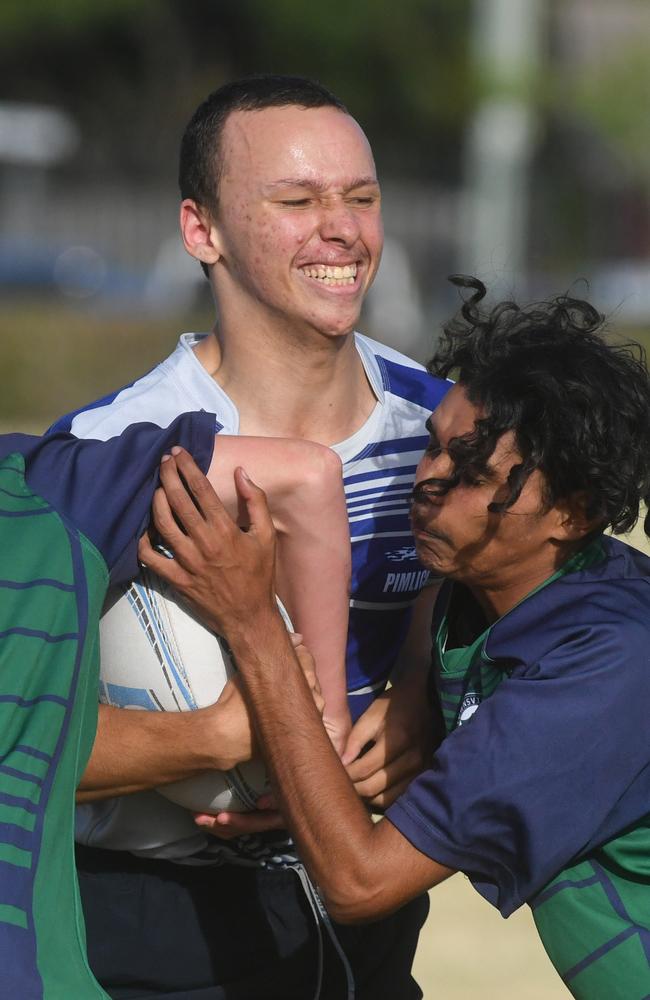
[310,315,361,340]
[413,541,449,577]
[303,301,363,337]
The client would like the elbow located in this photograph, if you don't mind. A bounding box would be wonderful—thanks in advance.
[318,870,397,926]
[298,441,344,493]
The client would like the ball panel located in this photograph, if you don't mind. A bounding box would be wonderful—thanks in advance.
[159,760,270,813]
[99,568,271,813]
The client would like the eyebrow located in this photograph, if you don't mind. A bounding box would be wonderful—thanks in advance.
[425,415,501,482]
[265,176,379,194]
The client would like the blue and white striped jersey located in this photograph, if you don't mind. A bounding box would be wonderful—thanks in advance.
[52,331,450,716]
[53,331,449,862]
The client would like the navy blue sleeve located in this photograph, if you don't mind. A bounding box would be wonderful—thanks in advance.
[17,412,216,584]
[387,607,650,916]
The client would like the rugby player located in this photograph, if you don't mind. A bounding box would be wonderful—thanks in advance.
[0,413,215,998]
[52,75,448,998]
[147,278,650,1000]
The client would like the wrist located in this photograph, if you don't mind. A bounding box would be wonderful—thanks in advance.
[225,606,290,668]
[179,707,233,773]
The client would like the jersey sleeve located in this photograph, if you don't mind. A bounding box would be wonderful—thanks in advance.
[386,615,650,916]
[21,411,216,584]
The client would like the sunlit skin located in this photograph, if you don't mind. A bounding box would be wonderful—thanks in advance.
[180,104,383,440]
[411,384,590,622]
[183,105,383,346]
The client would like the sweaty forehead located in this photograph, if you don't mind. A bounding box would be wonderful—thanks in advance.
[431,384,481,440]
[430,385,520,472]
[220,106,376,186]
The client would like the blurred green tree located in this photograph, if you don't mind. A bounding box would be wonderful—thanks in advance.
[0,0,473,184]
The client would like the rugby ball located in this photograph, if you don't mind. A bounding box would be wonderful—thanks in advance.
[99,567,290,813]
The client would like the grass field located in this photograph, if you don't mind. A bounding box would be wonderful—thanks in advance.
[1,297,649,429]
[0,298,203,429]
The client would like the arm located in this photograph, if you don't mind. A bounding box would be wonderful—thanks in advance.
[207,436,351,753]
[77,676,254,801]
[79,434,350,798]
[343,583,442,808]
[139,451,454,922]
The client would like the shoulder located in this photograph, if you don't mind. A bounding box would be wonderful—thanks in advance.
[2,415,216,581]
[487,537,650,677]
[355,332,451,411]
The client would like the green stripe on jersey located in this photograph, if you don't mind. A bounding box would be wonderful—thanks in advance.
[0,452,109,998]
[532,823,650,999]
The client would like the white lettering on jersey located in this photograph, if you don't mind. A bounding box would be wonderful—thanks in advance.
[383,569,430,593]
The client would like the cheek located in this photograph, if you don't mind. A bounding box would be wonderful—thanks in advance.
[259,219,312,263]
[362,214,384,256]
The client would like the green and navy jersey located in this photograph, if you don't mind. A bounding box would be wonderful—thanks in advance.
[0,415,214,999]
[388,537,650,999]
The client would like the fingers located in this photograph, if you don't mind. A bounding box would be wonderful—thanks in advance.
[346,737,390,783]
[347,735,424,784]
[349,746,422,803]
[149,485,199,566]
[293,642,324,715]
[363,776,413,811]
[194,808,283,839]
[137,529,192,590]
[341,695,389,766]
[160,449,237,540]
[233,467,275,546]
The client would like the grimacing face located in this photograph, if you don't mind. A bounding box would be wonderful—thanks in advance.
[411,384,574,604]
[207,104,383,341]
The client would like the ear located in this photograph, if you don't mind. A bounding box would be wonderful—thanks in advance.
[553,492,600,542]
[180,199,223,267]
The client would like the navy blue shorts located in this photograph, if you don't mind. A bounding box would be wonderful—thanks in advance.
[76,845,429,999]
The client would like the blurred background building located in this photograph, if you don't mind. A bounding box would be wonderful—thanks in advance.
[1,0,648,426]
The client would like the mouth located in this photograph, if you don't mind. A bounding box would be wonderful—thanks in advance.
[410,514,451,547]
[298,262,359,288]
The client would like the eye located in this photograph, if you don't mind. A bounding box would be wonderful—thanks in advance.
[460,469,485,488]
[347,196,376,206]
[279,198,312,207]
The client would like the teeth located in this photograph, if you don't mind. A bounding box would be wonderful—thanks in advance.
[301,263,357,286]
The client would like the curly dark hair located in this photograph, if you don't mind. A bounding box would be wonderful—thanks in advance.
[423,276,650,536]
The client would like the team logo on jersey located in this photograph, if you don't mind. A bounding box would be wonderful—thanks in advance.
[458,691,480,726]
[383,568,430,594]
[385,545,417,563]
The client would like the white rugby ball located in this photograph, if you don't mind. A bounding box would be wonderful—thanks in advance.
[99,567,290,813]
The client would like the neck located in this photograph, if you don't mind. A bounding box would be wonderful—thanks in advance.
[468,540,585,624]
[194,320,377,445]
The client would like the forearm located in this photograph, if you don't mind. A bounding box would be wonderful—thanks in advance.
[210,435,351,735]
[139,451,453,917]
[275,521,350,731]
[77,698,248,802]
[227,609,377,895]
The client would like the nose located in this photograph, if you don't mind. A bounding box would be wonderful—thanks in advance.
[415,447,454,486]
[318,199,361,246]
